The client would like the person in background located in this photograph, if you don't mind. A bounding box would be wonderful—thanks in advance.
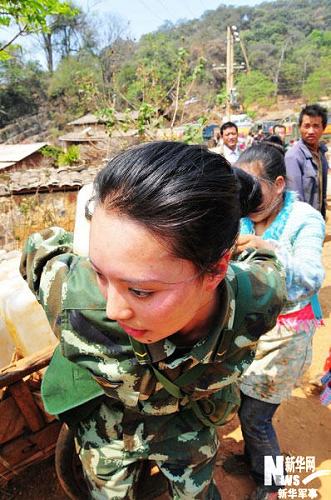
[285,104,329,218]
[20,142,285,500]
[272,124,287,150]
[245,129,255,148]
[253,125,265,144]
[262,135,285,153]
[212,121,241,164]
[223,143,325,500]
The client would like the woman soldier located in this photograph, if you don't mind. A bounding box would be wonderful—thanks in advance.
[21,141,285,499]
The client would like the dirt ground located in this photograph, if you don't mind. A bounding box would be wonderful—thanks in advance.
[1,210,331,500]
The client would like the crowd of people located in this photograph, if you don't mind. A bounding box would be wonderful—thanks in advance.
[19,103,329,499]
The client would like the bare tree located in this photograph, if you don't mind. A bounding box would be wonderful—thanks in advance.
[35,4,94,73]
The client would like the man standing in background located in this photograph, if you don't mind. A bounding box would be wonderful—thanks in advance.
[285,104,329,218]
[211,122,241,164]
[221,122,241,164]
[273,124,287,150]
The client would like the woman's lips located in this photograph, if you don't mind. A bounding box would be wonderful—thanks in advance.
[118,322,147,338]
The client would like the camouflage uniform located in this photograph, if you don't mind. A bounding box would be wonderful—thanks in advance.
[20,227,285,499]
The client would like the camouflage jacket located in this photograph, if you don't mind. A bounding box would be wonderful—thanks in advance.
[20,227,285,429]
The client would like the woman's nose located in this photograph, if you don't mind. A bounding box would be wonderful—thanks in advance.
[105,285,133,321]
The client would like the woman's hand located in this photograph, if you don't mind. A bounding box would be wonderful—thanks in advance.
[236,235,274,254]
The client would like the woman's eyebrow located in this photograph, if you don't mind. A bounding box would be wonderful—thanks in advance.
[89,257,169,285]
[88,257,201,286]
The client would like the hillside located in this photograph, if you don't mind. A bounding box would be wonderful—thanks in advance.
[0,0,330,135]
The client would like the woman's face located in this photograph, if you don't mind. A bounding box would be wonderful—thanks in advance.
[89,206,227,344]
[239,161,285,223]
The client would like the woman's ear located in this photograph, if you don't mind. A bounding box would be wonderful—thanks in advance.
[205,250,232,290]
[275,176,286,194]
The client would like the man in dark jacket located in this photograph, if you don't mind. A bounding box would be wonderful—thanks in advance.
[285,104,329,218]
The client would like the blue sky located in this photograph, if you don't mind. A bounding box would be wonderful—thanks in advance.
[78,0,266,40]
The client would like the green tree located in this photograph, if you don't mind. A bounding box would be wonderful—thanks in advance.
[0,53,46,126]
[116,32,179,109]
[48,52,103,114]
[36,3,91,73]
[236,70,276,109]
[0,0,76,59]
[302,56,331,101]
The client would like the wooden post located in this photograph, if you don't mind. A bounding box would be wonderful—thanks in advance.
[226,26,234,120]
[9,380,45,432]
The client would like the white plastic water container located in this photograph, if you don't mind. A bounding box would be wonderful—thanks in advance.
[73,183,94,257]
[0,254,58,368]
[0,312,15,368]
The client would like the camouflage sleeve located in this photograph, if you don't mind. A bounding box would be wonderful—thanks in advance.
[20,227,75,337]
[234,247,286,328]
[223,248,286,373]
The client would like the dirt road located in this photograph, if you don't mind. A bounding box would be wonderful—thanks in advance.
[2,212,331,500]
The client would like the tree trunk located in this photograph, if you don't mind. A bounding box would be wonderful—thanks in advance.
[42,32,54,73]
[273,39,289,96]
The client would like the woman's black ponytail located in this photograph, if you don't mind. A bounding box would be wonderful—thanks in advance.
[232,166,262,217]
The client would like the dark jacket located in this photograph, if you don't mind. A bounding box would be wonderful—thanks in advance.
[285,139,329,218]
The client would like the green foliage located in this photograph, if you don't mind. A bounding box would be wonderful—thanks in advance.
[41,144,79,167]
[115,32,179,108]
[57,145,80,166]
[278,61,303,96]
[302,56,331,101]
[0,0,77,59]
[216,87,227,106]
[40,144,62,160]
[0,56,46,127]
[137,103,158,135]
[1,0,331,132]
[0,0,74,29]
[246,110,257,120]
[97,107,116,135]
[236,70,276,109]
[48,54,103,113]
[182,116,207,144]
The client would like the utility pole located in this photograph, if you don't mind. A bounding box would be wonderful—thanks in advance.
[239,38,250,72]
[225,25,249,119]
[213,26,247,118]
[225,26,234,119]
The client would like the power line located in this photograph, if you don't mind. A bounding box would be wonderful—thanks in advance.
[136,0,165,23]
[198,0,208,13]
[157,0,173,19]
[181,0,198,19]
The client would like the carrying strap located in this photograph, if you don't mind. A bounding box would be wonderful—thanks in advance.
[150,363,207,399]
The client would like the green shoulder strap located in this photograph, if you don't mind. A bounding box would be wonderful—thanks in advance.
[41,345,103,415]
[150,363,207,399]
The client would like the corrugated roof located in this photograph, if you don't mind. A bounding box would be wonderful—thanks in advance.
[59,129,138,143]
[68,111,140,126]
[115,111,139,121]
[68,114,106,126]
[0,165,102,197]
[0,161,16,171]
[0,143,47,163]
[58,131,109,142]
